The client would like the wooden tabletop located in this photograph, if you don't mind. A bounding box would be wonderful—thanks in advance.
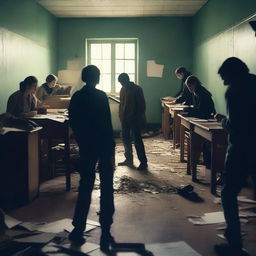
[190,120,224,131]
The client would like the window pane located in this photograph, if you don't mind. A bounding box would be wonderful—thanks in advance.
[125,44,135,59]
[91,60,102,71]
[115,44,124,59]
[91,44,101,59]
[99,74,111,92]
[125,60,135,73]
[128,74,135,83]
[102,60,111,73]
[115,60,124,73]
[102,44,111,59]
[115,74,122,93]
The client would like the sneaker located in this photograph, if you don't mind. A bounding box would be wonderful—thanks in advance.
[68,228,86,245]
[137,162,148,171]
[118,160,133,167]
[214,244,250,256]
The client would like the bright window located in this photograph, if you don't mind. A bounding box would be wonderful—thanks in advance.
[87,39,138,93]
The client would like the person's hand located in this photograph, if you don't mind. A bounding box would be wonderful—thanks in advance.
[214,113,226,122]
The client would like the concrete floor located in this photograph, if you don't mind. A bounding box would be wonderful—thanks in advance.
[8,136,256,256]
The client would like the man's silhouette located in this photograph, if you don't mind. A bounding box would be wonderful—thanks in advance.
[68,65,115,251]
[214,57,256,256]
[118,73,148,171]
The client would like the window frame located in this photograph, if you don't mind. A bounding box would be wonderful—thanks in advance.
[86,38,139,95]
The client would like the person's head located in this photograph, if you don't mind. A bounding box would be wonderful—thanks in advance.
[19,76,38,94]
[46,74,58,88]
[81,65,100,86]
[185,75,201,93]
[218,57,249,86]
[118,73,130,87]
[175,67,189,80]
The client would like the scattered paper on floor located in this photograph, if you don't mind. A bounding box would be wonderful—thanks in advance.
[146,241,201,256]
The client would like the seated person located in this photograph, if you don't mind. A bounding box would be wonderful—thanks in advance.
[36,74,72,101]
[7,76,39,117]
[174,67,193,105]
[185,75,216,119]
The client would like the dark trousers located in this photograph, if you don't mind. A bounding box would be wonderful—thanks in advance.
[121,122,147,164]
[221,144,255,248]
[72,148,115,233]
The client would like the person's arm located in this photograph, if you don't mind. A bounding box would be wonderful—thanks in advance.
[136,87,146,117]
[98,93,115,150]
[175,85,191,104]
[191,94,216,119]
[6,95,17,115]
[175,81,184,98]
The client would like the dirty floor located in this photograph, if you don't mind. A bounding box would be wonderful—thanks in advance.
[8,136,256,256]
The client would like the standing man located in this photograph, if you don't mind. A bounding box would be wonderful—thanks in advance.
[118,73,148,171]
[68,65,115,252]
[214,57,256,256]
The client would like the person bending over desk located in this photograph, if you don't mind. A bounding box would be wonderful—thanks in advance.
[174,67,193,105]
[36,74,72,101]
[185,75,216,119]
[7,76,40,117]
[185,75,216,169]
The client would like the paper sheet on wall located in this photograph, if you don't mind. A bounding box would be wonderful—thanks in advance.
[147,60,164,78]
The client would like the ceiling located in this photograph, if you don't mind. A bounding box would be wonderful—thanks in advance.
[37,0,208,18]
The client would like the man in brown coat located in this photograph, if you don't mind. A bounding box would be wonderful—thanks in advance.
[118,73,148,170]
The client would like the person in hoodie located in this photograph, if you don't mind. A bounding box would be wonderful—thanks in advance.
[185,75,216,119]
[174,67,193,105]
[214,57,256,256]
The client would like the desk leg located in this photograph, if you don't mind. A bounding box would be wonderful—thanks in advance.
[64,133,71,191]
[211,137,218,195]
[190,131,203,182]
[163,106,170,140]
[174,114,181,149]
[47,138,54,178]
[180,125,186,162]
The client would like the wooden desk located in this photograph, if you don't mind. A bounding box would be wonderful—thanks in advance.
[161,100,174,139]
[169,105,188,149]
[0,127,42,209]
[189,121,228,194]
[29,110,71,191]
[179,115,196,163]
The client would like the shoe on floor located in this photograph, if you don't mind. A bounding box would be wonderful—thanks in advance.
[214,243,250,256]
[137,162,148,171]
[118,160,133,167]
[100,232,116,252]
[68,228,86,245]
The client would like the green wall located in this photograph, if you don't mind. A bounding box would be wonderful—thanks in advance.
[0,0,57,114]
[57,17,193,123]
[193,0,256,114]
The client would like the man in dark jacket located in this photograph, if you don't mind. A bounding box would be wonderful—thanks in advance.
[68,65,115,252]
[185,75,216,119]
[118,73,148,171]
[174,67,193,105]
[214,57,256,256]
